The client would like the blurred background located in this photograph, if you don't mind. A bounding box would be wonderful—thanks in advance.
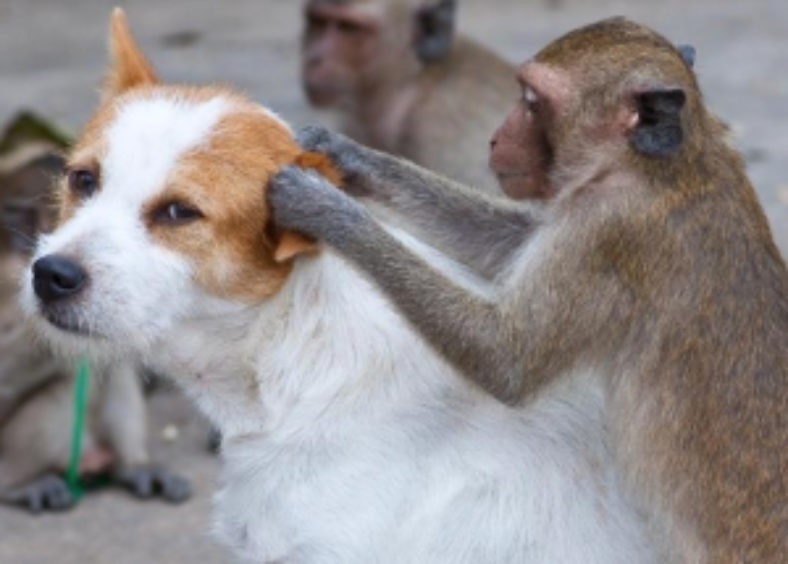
[0,1,786,562]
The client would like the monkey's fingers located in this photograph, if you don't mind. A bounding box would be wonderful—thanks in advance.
[116,465,191,504]
[1,473,76,513]
[295,126,370,196]
[154,468,191,503]
[268,166,369,243]
[295,124,335,154]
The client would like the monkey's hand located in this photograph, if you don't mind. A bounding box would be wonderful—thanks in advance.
[0,473,75,513]
[115,465,191,504]
[296,126,373,197]
[269,165,372,246]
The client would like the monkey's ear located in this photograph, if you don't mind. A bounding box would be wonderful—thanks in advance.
[103,8,158,100]
[677,44,696,68]
[413,0,457,63]
[629,88,686,157]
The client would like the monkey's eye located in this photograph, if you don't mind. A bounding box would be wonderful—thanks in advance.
[152,202,203,226]
[307,13,328,32]
[337,19,366,35]
[68,169,99,199]
[522,86,540,113]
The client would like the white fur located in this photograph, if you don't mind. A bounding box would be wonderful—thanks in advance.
[157,250,655,563]
[25,92,657,562]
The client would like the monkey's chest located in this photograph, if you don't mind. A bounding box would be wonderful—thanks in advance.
[0,301,59,422]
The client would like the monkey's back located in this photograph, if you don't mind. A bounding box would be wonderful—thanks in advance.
[400,36,518,194]
[611,145,788,562]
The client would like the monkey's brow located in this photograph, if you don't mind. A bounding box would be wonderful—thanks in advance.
[515,66,531,84]
[515,74,536,94]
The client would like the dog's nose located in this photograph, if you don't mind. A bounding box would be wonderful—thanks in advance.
[32,255,88,303]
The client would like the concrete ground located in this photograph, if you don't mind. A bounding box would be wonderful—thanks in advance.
[0,0,786,562]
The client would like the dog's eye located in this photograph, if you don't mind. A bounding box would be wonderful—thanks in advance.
[153,202,203,225]
[68,169,98,198]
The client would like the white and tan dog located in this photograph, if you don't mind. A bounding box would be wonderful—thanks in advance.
[23,10,656,563]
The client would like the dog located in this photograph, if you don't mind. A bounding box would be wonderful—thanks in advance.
[22,9,654,561]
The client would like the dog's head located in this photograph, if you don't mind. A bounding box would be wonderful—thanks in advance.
[22,9,335,356]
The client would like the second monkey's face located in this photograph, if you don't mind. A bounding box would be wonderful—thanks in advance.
[301,1,383,107]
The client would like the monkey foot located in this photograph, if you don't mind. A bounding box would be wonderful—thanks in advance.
[115,465,191,503]
[2,473,76,514]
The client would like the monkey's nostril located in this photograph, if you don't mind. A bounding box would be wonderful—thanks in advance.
[32,254,88,304]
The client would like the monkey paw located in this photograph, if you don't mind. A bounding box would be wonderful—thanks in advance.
[296,125,352,158]
[116,465,191,504]
[296,126,369,192]
[269,165,369,244]
[2,473,76,513]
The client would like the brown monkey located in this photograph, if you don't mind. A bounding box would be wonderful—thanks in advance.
[0,124,190,511]
[270,18,788,562]
[302,0,517,194]
[0,138,63,425]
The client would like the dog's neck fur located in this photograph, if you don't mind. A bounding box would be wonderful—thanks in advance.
[151,247,463,441]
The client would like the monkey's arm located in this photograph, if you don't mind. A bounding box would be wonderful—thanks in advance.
[270,167,554,403]
[298,126,537,279]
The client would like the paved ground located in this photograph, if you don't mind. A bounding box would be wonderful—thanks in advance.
[0,0,786,562]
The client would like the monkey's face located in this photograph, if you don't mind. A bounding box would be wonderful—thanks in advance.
[301,1,384,107]
[491,18,698,200]
[0,157,61,297]
[489,83,555,200]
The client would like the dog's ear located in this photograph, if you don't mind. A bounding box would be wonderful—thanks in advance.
[293,152,344,186]
[271,152,343,263]
[103,8,158,100]
[272,231,318,263]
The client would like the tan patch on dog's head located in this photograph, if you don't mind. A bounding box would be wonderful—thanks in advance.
[143,100,345,302]
[142,102,300,302]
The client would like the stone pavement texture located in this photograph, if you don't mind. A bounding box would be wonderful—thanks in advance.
[0,0,786,562]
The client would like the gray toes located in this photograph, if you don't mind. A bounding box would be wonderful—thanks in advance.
[10,473,76,514]
[156,469,191,503]
[118,466,191,504]
[296,124,333,152]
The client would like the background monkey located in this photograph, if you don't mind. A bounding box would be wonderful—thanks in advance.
[271,18,788,562]
[301,0,517,194]
[0,117,190,511]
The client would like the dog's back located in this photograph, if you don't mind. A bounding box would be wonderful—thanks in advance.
[211,244,654,563]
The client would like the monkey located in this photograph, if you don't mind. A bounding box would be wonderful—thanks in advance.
[0,130,191,512]
[0,145,64,426]
[301,0,518,195]
[269,18,788,563]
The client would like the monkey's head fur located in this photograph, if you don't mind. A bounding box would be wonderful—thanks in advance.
[491,17,727,200]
